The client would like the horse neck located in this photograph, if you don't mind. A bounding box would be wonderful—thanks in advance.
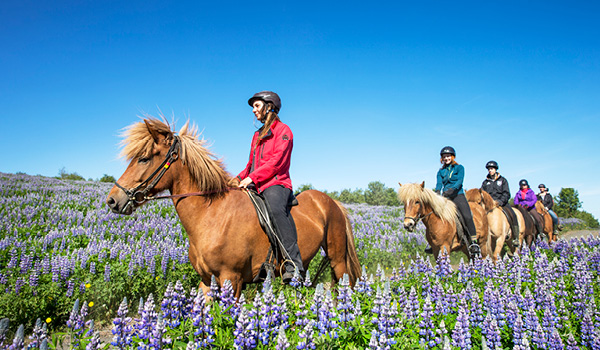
[422,203,455,236]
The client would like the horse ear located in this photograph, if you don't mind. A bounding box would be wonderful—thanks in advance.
[144,120,161,144]
[420,181,425,188]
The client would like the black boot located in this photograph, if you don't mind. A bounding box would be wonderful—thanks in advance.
[424,246,433,254]
[511,225,520,247]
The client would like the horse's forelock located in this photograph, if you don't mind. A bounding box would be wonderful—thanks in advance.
[398,183,457,223]
[119,117,172,160]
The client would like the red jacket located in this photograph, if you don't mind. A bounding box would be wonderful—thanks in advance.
[237,119,293,193]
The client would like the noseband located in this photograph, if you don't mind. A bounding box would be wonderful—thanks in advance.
[404,210,433,226]
[115,136,181,211]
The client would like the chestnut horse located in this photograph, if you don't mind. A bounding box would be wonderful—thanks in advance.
[398,182,489,260]
[535,201,556,242]
[465,189,524,260]
[106,118,361,297]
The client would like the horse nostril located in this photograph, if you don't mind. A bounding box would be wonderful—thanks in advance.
[107,197,116,207]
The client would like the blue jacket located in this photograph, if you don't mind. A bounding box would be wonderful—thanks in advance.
[435,163,465,198]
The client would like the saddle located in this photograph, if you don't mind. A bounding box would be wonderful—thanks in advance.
[499,206,520,238]
[245,189,298,282]
[454,211,469,247]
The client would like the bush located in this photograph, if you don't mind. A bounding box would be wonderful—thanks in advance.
[99,174,116,183]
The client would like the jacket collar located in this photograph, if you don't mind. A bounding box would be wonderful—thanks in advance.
[257,119,279,139]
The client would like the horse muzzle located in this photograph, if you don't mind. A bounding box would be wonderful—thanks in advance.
[106,191,136,215]
[403,218,416,232]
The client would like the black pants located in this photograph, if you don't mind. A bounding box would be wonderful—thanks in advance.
[263,185,304,274]
[451,194,478,241]
[502,205,519,240]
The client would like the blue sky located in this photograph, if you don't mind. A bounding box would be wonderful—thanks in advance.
[1,1,599,219]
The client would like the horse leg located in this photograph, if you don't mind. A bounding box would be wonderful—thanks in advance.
[218,272,244,299]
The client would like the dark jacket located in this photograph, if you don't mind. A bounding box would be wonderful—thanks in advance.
[435,163,465,199]
[481,174,511,207]
[537,193,554,210]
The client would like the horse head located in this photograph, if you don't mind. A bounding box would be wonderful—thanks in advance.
[398,181,428,231]
[107,118,180,215]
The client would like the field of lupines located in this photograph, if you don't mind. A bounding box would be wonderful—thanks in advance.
[1,172,599,349]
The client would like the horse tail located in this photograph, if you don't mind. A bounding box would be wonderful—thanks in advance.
[334,200,361,286]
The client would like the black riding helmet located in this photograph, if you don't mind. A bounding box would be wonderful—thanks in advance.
[248,91,282,113]
[440,146,456,156]
[486,160,498,169]
[538,184,546,189]
[519,179,529,187]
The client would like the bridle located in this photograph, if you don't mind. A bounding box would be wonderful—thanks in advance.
[114,136,239,213]
[404,202,433,226]
[114,136,181,212]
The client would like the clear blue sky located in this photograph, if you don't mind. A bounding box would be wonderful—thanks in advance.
[2,1,599,219]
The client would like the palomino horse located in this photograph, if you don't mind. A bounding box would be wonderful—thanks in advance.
[106,118,361,297]
[398,182,489,260]
[465,189,524,261]
[535,201,556,242]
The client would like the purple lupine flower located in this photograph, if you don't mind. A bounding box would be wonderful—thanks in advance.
[207,275,219,300]
[148,315,171,349]
[337,274,355,327]
[418,295,436,349]
[295,295,310,327]
[112,297,133,349]
[136,293,157,342]
[355,266,373,296]
[435,248,453,278]
[233,304,258,350]
[451,300,471,349]
[104,264,111,282]
[581,310,594,348]
[275,325,290,350]
[302,270,312,288]
[258,279,278,345]
[435,320,448,349]
[512,313,526,350]
[297,320,316,350]
[481,312,501,350]
[191,291,215,347]
[28,318,48,349]
[532,323,547,349]
[548,327,564,350]
[565,333,578,350]
[89,261,96,275]
[66,279,75,298]
[370,282,398,347]
[219,279,236,313]
[7,324,24,350]
[406,286,419,321]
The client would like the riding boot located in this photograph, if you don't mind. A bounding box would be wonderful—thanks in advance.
[468,235,481,257]
[424,246,433,254]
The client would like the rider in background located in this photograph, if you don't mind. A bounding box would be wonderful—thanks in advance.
[233,91,304,283]
[481,161,520,247]
[537,184,561,233]
[435,146,480,256]
[514,179,544,238]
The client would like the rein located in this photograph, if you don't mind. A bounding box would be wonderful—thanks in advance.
[114,135,240,208]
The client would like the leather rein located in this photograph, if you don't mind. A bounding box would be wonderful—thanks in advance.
[114,136,237,211]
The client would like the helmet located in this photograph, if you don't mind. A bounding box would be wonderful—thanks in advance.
[440,146,456,156]
[248,91,281,113]
[485,160,498,169]
[538,184,546,189]
[519,179,529,187]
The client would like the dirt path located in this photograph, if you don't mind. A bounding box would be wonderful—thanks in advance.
[558,229,599,240]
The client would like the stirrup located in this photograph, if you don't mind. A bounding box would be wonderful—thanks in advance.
[512,238,520,247]
[468,243,481,257]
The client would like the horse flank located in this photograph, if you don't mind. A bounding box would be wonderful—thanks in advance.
[397,183,458,223]
[120,117,231,193]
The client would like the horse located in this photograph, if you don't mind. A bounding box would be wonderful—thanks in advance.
[513,205,537,248]
[465,188,523,261]
[535,201,555,242]
[106,118,361,297]
[398,182,489,260]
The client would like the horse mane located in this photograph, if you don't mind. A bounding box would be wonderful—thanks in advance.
[398,183,457,223]
[120,116,231,194]
[465,188,498,211]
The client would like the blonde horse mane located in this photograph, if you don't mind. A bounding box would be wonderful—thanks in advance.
[120,116,231,193]
[398,183,457,223]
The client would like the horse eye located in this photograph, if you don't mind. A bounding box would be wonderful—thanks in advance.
[138,157,150,164]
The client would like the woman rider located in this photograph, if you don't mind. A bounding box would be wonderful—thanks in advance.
[435,146,480,257]
[233,91,303,283]
[481,160,520,247]
[514,179,544,239]
[537,184,561,233]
